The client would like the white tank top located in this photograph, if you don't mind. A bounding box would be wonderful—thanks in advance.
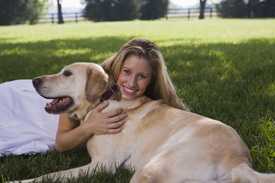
[0,80,58,156]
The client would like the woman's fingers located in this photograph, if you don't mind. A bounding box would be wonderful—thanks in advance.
[108,112,128,123]
[87,103,128,135]
[108,118,127,129]
[107,127,124,134]
[104,108,124,118]
[95,101,109,112]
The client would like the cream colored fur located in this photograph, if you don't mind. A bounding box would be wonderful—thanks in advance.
[13,62,275,183]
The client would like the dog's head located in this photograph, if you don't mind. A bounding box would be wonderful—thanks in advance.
[33,62,116,120]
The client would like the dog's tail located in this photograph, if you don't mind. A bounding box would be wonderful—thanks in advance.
[232,163,275,183]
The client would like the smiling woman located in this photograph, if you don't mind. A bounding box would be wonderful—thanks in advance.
[117,55,152,100]
[102,38,187,110]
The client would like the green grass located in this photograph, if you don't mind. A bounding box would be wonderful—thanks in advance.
[0,19,275,182]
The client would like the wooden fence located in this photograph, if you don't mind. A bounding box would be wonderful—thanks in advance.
[39,7,218,23]
[167,7,217,19]
[39,12,84,23]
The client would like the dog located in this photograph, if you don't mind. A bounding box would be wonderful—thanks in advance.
[17,62,275,183]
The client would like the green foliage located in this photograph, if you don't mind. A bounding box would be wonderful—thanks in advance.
[254,0,275,17]
[217,0,275,18]
[217,0,248,18]
[83,0,169,21]
[84,0,139,21]
[0,0,46,25]
[140,0,169,20]
[0,19,275,182]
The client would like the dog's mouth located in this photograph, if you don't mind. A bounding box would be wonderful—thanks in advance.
[45,96,74,114]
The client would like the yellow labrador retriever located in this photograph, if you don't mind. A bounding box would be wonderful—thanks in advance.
[20,62,275,183]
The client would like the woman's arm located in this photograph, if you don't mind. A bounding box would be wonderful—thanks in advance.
[55,101,127,152]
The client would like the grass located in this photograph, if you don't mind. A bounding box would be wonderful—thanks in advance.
[0,19,275,182]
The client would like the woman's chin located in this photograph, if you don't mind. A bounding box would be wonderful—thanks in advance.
[122,94,139,100]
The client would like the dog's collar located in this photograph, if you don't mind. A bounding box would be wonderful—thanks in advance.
[100,84,119,102]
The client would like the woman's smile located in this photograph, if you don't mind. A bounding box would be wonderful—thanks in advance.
[121,85,137,95]
[117,55,152,100]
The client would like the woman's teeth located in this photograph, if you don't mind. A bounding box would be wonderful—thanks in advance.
[124,87,135,93]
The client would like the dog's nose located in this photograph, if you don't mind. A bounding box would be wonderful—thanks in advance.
[32,78,42,88]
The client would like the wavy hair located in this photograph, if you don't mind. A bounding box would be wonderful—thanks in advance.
[102,38,188,110]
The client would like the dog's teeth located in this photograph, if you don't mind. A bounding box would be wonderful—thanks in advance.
[44,96,73,114]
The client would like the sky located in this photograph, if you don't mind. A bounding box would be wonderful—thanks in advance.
[171,0,221,7]
[171,0,200,7]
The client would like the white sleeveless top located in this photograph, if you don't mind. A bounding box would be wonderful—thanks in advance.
[0,80,59,156]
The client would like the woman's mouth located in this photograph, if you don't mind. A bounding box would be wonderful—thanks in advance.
[121,86,137,97]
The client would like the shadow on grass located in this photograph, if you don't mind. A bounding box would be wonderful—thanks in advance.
[0,37,275,180]
[0,36,130,82]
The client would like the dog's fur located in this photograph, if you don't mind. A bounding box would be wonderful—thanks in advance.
[17,62,275,183]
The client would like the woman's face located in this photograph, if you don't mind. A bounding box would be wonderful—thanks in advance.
[117,55,152,100]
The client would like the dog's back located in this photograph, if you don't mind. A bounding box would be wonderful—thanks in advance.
[86,96,251,182]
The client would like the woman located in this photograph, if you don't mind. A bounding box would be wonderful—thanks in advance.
[55,38,188,152]
[0,38,187,155]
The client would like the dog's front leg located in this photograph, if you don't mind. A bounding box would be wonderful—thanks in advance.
[10,163,96,183]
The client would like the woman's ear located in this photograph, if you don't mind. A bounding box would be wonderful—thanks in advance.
[85,68,108,104]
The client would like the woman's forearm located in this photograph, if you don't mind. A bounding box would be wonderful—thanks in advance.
[55,125,93,152]
[54,102,126,152]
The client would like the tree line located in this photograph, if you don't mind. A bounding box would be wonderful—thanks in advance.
[0,0,274,25]
[217,0,275,18]
[0,0,168,25]
[83,0,168,21]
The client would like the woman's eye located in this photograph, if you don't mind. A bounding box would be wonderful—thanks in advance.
[139,75,146,80]
[63,70,72,77]
[123,69,130,74]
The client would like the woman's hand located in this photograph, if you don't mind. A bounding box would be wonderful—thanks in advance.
[83,101,128,135]
[55,101,127,152]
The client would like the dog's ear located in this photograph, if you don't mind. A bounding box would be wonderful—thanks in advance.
[85,68,108,104]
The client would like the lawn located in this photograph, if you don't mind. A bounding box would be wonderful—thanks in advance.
[0,19,275,182]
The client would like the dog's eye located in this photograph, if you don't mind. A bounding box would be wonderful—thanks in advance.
[63,70,72,77]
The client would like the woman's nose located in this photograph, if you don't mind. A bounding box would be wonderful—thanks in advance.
[128,75,137,88]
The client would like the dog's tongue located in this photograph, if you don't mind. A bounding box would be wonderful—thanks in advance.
[45,97,73,114]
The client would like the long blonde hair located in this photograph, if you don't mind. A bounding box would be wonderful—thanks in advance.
[102,38,188,110]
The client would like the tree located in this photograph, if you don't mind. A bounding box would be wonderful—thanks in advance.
[247,0,275,17]
[140,0,169,20]
[217,0,275,18]
[199,0,207,19]
[0,0,46,25]
[57,0,64,24]
[84,0,139,21]
[262,0,275,17]
[217,0,249,18]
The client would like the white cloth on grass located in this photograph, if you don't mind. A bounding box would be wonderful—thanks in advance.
[0,80,59,156]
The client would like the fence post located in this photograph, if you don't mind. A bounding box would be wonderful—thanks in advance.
[188,8,191,20]
[75,13,78,23]
[210,8,213,18]
[51,13,55,24]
